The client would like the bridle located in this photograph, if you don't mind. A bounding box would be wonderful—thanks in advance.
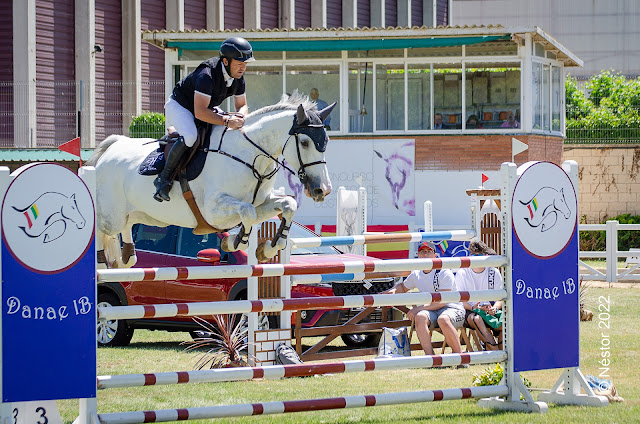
[204,113,327,203]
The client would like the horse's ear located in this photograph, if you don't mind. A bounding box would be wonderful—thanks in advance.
[319,102,337,123]
[296,104,308,125]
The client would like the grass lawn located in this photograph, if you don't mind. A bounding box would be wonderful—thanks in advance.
[58,287,639,423]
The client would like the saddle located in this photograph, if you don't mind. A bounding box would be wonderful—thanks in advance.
[138,124,212,182]
[139,124,224,235]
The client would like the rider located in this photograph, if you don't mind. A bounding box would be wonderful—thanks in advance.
[153,37,255,202]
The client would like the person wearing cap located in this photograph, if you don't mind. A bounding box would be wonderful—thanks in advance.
[154,37,255,202]
[383,241,466,359]
[454,239,503,350]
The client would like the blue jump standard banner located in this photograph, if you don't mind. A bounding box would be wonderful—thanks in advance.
[511,161,579,372]
[1,163,96,402]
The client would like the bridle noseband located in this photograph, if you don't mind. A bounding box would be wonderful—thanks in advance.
[284,117,327,185]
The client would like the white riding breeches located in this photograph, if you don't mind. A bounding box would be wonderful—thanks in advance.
[164,97,198,147]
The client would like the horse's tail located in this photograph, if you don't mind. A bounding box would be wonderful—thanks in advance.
[85,134,122,167]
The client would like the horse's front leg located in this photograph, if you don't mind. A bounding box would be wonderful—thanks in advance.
[221,224,252,252]
[212,194,258,252]
[254,194,297,262]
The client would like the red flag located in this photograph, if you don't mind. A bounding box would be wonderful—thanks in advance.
[482,174,489,184]
[59,137,82,166]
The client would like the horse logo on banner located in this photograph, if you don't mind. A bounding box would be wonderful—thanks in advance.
[512,161,577,259]
[13,192,86,243]
[519,186,571,233]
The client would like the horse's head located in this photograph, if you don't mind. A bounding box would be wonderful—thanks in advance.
[554,188,572,219]
[61,193,86,229]
[283,102,335,202]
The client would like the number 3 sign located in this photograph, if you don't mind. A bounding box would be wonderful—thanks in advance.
[10,401,62,424]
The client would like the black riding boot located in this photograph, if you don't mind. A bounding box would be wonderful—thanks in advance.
[153,138,189,202]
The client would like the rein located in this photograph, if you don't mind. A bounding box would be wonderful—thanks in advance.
[204,119,326,203]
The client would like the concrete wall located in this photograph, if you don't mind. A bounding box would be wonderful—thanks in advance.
[563,145,640,223]
[451,0,640,79]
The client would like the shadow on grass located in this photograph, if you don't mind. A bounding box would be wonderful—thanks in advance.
[344,406,516,424]
[101,341,187,353]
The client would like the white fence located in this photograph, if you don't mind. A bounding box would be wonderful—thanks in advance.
[579,220,640,283]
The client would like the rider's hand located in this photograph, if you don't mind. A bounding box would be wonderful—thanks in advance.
[226,115,244,130]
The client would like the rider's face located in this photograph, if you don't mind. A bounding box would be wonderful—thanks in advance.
[226,58,248,79]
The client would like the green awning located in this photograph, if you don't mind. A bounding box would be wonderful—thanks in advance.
[168,35,510,52]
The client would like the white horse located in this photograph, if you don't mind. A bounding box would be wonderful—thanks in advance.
[86,93,335,268]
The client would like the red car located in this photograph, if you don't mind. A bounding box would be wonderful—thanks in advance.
[97,221,397,348]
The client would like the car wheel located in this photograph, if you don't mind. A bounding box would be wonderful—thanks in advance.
[97,293,134,347]
[341,333,381,348]
[190,330,212,340]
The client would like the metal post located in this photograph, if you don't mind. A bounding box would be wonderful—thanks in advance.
[358,186,367,256]
[247,226,258,365]
[0,168,11,424]
[76,166,98,424]
[423,200,433,232]
[606,220,618,283]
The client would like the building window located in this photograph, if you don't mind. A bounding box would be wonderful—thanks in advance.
[532,61,543,130]
[407,64,431,130]
[552,66,562,132]
[433,63,462,130]
[543,64,551,131]
[285,65,340,131]
[348,62,373,133]
[173,41,564,136]
[465,64,521,129]
[375,63,405,131]
[243,65,284,111]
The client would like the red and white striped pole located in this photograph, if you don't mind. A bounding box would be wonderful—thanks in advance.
[97,385,509,424]
[98,351,506,389]
[97,255,507,283]
[98,289,506,321]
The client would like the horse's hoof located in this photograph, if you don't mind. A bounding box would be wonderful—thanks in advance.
[221,236,235,252]
[256,243,269,263]
[256,242,278,262]
[123,255,137,268]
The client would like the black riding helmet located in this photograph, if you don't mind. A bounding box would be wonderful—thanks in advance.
[219,37,255,66]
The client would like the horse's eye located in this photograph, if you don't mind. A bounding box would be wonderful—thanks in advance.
[301,139,310,148]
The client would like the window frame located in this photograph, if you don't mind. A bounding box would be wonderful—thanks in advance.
[173,43,566,137]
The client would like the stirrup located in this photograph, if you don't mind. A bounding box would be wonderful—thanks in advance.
[153,178,173,202]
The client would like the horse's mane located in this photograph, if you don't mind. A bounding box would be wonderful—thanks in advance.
[247,91,318,119]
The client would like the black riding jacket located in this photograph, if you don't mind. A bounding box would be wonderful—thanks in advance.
[172,57,245,123]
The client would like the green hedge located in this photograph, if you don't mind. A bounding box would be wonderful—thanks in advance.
[566,71,640,144]
[580,214,640,251]
[128,111,165,139]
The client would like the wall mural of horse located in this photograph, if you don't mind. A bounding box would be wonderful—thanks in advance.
[86,93,335,268]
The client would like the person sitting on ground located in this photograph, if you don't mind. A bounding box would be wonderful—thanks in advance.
[500,111,520,129]
[383,241,466,361]
[153,37,255,202]
[454,239,503,350]
[466,114,483,129]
